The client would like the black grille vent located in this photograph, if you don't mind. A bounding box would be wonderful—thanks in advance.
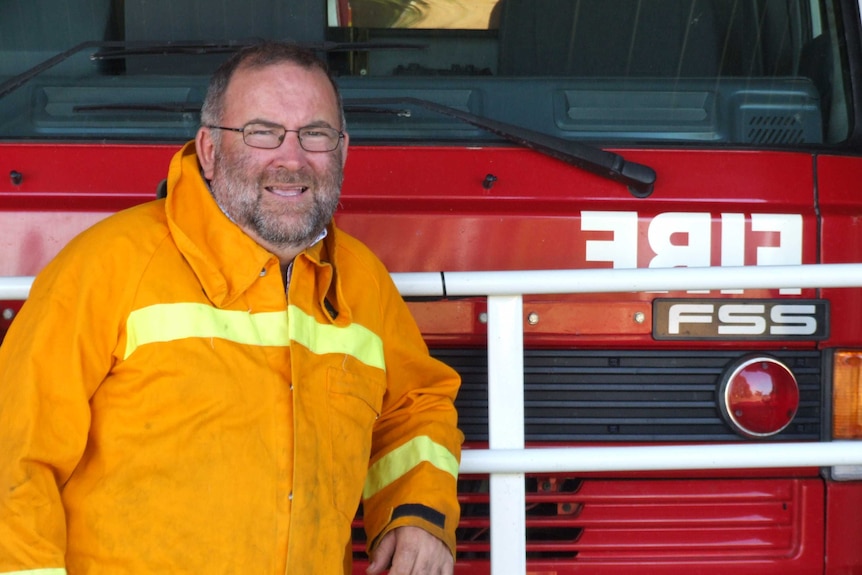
[433,349,823,442]
[745,113,807,144]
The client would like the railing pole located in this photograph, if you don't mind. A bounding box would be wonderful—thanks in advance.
[486,295,526,575]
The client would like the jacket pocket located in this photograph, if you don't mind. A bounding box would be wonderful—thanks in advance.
[327,364,385,519]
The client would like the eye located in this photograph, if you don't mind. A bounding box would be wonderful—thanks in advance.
[246,124,278,137]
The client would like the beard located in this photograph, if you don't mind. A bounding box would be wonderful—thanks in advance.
[209,148,343,250]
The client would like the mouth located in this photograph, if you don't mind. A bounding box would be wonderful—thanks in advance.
[265,184,308,198]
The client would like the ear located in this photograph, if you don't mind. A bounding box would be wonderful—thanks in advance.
[196,127,217,180]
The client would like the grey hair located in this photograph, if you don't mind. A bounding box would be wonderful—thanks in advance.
[200,42,346,131]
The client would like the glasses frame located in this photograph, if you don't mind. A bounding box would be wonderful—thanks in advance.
[206,122,345,152]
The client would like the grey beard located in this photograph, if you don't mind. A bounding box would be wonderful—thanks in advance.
[211,159,343,251]
[249,186,338,248]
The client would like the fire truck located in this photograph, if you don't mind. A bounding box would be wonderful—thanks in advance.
[2,0,862,573]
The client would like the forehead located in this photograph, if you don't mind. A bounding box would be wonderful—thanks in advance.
[222,61,340,125]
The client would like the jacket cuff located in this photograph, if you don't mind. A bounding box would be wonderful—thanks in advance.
[369,503,456,559]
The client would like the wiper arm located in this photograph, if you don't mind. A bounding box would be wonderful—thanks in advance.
[0,40,101,100]
[90,40,424,60]
[349,97,656,198]
[0,40,424,100]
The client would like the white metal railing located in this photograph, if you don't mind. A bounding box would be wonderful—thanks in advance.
[6,264,862,574]
[401,263,862,574]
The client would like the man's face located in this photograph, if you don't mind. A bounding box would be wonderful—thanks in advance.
[197,62,348,256]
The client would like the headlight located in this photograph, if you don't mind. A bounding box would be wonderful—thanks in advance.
[718,355,799,439]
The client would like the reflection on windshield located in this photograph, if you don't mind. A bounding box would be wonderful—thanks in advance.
[0,0,851,147]
[349,0,500,29]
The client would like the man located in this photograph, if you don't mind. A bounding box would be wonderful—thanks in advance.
[0,43,462,574]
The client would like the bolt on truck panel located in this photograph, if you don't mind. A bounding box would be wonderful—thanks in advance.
[3,0,862,573]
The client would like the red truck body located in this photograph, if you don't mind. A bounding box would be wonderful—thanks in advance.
[3,0,862,573]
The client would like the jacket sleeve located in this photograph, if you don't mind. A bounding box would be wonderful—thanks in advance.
[0,243,118,573]
[360,267,464,557]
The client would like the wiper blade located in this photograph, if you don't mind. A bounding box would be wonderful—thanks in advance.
[349,97,656,198]
[72,103,201,113]
[90,40,424,60]
[0,40,423,100]
[0,40,101,100]
[90,40,253,60]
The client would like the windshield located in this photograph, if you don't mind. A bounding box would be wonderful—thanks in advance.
[0,0,854,147]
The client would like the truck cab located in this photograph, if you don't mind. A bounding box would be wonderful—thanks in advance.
[3,1,862,573]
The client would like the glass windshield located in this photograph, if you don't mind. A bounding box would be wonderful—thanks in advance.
[0,0,853,147]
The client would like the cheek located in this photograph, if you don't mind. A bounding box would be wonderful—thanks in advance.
[211,157,262,210]
[214,148,257,184]
[314,157,344,187]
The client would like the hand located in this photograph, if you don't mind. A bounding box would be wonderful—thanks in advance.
[366,525,454,575]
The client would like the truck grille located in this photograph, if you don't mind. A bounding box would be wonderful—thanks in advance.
[437,348,823,442]
[352,349,825,573]
[451,475,822,571]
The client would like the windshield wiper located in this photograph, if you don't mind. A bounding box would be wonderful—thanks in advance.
[72,103,201,113]
[0,40,102,100]
[90,40,424,60]
[0,40,423,100]
[348,97,656,198]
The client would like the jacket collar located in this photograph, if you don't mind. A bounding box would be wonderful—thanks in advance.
[164,142,350,320]
[294,225,353,325]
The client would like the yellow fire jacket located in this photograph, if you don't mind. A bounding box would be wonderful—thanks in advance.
[0,142,463,574]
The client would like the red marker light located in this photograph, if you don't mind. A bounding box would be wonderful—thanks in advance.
[719,356,800,438]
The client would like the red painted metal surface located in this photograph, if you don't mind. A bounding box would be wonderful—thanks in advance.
[0,143,177,211]
[336,146,817,274]
[824,481,862,574]
[815,154,862,347]
[3,142,861,574]
[2,142,824,349]
[351,475,825,575]
[0,143,819,272]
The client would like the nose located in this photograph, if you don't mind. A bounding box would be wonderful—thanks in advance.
[272,132,307,170]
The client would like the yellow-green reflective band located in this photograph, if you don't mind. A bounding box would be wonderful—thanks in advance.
[125,303,385,371]
[288,305,385,371]
[363,435,459,500]
[4,570,67,575]
[125,303,289,359]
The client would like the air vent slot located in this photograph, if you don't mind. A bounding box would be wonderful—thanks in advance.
[745,113,807,144]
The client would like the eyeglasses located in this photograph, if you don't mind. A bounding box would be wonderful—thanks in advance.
[206,122,344,152]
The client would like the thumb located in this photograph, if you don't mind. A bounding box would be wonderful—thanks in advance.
[366,531,396,575]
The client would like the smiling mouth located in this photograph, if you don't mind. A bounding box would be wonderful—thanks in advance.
[266,184,308,197]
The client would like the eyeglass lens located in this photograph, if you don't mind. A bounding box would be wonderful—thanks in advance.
[243,123,340,152]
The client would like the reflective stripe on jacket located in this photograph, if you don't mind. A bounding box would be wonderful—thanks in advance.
[0,141,463,574]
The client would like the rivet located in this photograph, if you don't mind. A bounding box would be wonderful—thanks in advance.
[527,312,539,325]
[633,311,646,324]
[482,174,498,190]
[478,312,488,324]
[2,308,14,320]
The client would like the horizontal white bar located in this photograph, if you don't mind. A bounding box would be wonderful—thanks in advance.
[5,264,862,300]
[0,276,36,300]
[391,271,445,298]
[459,441,862,474]
[439,263,862,297]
